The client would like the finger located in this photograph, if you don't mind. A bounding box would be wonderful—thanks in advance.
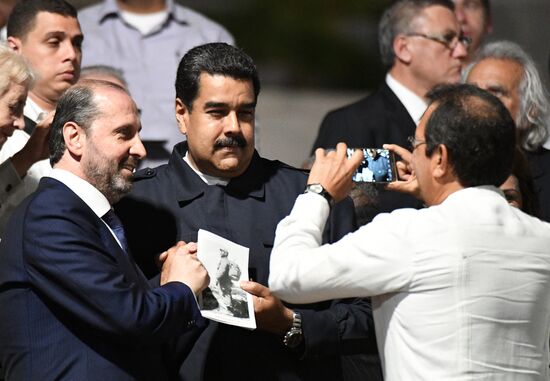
[349,148,364,170]
[176,240,187,247]
[335,142,348,158]
[186,242,197,253]
[240,280,270,297]
[314,147,326,161]
[158,251,168,262]
[383,144,412,162]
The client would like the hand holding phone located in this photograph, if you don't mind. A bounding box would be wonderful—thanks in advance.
[346,148,397,183]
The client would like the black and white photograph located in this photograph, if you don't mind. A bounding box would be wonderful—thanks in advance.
[197,229,256,329]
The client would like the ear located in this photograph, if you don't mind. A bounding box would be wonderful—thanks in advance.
[393,35,412,64]
[7,36,22,52]
[431,144,451,180]
[175,98,190,136]
[63,122,86,158]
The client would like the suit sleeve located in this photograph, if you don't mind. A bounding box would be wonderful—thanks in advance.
[22,199,202,348]
[293,196,379,357]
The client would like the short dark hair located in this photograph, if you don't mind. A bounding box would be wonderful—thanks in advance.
[424,83,516,188]
[49,80,127,166]
[378,0,454,69]
[175,42,260,110]
[7,0,77,39]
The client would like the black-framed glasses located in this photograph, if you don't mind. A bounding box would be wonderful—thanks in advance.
[407,136,426,150]
[407,32,471,51]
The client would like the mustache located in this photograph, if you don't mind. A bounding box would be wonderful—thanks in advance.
[214,136,247,149]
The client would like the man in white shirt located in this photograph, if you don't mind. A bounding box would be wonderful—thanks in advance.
[270,83,550,380]
[0,0,83,236]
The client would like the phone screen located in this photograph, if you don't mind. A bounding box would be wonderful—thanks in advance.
[347,148,397,183]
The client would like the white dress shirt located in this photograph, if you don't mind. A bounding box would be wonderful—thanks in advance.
[48,169,125,249]
[386,73,428,125]
[270,187,550,380]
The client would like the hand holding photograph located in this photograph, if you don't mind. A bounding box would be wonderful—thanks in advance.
[197,229,256,329]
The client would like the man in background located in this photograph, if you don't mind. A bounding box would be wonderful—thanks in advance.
[465,40,550,220]
[453,0,492,64]
[78,0,234,167]
[311,0,468,223]
[0,0,83,236]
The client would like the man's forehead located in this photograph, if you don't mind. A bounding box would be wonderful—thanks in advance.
[415,5,460,33]
[27,11,81,37]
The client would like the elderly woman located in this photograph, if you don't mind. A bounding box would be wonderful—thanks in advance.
[0,43,38,225]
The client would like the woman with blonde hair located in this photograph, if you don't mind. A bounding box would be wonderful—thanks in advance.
[0,42,36,219]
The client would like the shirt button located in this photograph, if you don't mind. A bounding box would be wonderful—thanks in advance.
[5,184,12,192]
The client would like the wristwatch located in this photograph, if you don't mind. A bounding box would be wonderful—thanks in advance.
[283,311,303,348]
[304,183,333,204]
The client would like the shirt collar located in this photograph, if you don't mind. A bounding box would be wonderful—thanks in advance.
[183,151,229,186]
[48,168,111,218]
[24,97,46,123]
[97,0,186,24]
[169,142,265,202]
[386,73,428,125]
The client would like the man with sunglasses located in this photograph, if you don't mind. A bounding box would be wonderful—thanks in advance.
[311,0,468,224]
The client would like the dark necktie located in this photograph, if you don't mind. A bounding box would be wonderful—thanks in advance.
[102,209,129,254]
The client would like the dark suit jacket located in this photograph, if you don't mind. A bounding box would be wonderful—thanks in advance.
[311,82,424,223]
[527,148,550,222]
[0,177,202,380]
[116,143,381,381]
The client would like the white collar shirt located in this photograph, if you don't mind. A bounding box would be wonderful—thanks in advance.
[270,186,550,380]
[386,73,428,125]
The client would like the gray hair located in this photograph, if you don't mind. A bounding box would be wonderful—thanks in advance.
[49,80,129,165]
[465,41,550,152]
[0,42,34,95]
[378,0,454,69]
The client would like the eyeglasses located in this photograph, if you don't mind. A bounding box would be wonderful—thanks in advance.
[407,136,426,150]
[407,32,471,51]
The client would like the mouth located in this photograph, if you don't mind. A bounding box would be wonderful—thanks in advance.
[59,70,75,81]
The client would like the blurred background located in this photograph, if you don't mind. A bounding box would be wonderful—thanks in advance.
[70,0,550,167]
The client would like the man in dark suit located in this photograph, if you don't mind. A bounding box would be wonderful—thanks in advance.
[311,0,468,222]
[0,0,84,236]
[116,43,381,381]
[0,80,209,380]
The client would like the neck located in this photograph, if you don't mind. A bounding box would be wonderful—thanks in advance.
[28,91,57,112]
[425,181,464,207]
[116,0,166,13]
[389,65,430,101]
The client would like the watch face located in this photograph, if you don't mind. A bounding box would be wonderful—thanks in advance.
[284,329,303,348]
[308,184,323,194]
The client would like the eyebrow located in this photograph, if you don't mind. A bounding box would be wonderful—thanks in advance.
[43,30,84,41]
[204,101,256,109]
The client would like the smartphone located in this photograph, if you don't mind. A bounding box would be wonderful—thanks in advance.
[347,148,397,183]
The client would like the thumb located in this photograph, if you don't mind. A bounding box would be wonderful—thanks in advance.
[240,280,270,297]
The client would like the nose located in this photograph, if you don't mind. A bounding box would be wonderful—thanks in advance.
[13,115,25,130]
[223,111,241,135]
[130,135,147,160]
[453,40,468,59]
[63,40,79,62]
